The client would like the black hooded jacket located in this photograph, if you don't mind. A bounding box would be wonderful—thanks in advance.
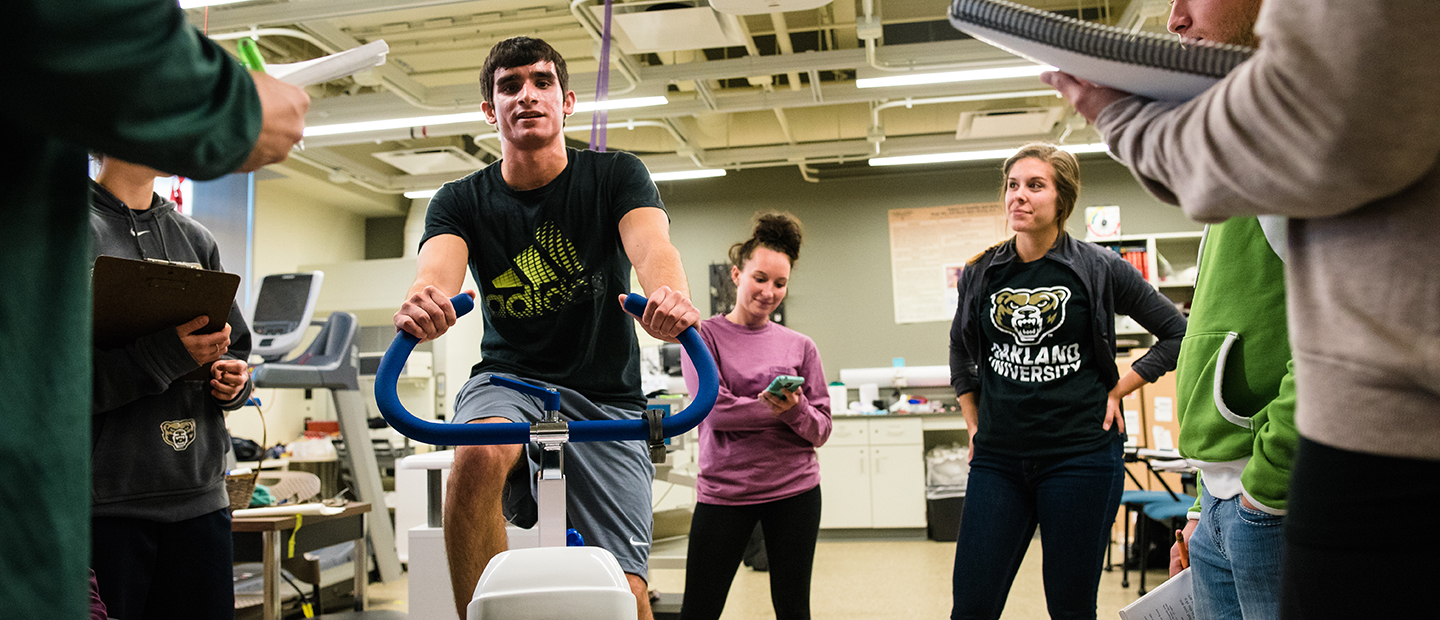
[88,181,252,521]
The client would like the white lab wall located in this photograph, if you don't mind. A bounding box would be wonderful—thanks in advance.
[228,186,368,446]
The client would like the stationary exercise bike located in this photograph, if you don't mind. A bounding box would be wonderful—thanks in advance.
[375,293,718,620]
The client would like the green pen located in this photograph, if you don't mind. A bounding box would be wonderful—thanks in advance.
[236,38,266,72]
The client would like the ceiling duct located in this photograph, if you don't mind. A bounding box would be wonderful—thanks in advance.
[591,1,749,54]
[372,146,485,175]
[956,107,1063,140]
[709,0,834,16]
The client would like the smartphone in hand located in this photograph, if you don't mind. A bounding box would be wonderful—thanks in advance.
[766,375,805,396]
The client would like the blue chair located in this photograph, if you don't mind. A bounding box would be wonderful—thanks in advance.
[1137,496,1196,594]
[1111,490,1180,588]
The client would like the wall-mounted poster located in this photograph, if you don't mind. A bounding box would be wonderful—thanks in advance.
[889,202,1010,324]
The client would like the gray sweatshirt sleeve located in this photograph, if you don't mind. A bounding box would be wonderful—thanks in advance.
[215,298,254,411]
[1096,0,1440,222]
[949,262,983,397]
[92,327,199,414]
[1107,253,1187,383]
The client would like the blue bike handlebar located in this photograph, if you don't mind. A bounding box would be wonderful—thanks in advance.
[375,293,719,446]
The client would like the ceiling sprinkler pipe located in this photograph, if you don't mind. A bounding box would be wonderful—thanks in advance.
[570,0,641,96]
[208,27,338,53]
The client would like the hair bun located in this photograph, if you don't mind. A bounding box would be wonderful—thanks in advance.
[752,213,802,252]
[729,212,803,267]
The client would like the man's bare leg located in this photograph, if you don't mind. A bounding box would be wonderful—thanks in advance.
[628,573,654,620]
[444,418,523,618]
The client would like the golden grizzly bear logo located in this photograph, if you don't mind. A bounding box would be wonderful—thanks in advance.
[160,419,197,452]
[990,287,1071,345]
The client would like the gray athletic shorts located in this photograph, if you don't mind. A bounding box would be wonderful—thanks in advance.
[452,372,654,577]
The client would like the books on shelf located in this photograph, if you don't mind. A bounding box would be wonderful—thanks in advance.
[1122,249,1149,280]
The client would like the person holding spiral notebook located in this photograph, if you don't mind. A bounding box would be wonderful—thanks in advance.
[1044,0,1440,617]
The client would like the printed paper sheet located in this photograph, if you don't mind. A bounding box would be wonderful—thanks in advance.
[888,203,1009,324]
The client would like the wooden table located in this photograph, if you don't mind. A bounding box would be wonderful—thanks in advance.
[233,501,371,620]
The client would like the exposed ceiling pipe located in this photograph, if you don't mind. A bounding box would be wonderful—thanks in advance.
[861,0,1002,73]
[207,27,506,157]
[282,129,1104,194]
[770,12,803,92]
[184,0,479,32]
[772,108,798,145]
[300,79,1053,149]
[569,0,641,96]
[733,13,773,88]
[208,28,338,54]
[287,151,408,195]
[292,21,504,159]
[797,164,819,183]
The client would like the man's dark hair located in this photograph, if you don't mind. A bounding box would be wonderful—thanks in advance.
[480,36,569,104]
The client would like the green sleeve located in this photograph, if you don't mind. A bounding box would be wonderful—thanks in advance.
[1190,474,1203,515]
[1241,358,1299,513]
[12,0,263,179]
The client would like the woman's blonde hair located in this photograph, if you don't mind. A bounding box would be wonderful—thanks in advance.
[1001,143,1082,230]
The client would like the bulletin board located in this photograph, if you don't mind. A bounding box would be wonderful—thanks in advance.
[888,202,1010,324]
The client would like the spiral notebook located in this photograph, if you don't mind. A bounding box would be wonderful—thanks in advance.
[949,0,1254,100]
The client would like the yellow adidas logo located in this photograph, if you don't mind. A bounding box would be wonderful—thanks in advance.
[486,222,590,318]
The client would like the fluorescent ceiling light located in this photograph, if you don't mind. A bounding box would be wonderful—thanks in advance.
[307,112,487,137]
[404,189,439,199]
[304,96,668,137]
[856,65,1054,89]
[650,169,727,182]
[574,96,669,113]
[869,143,1108,167]
[179,0,249,8]
[1057,143,1109,154]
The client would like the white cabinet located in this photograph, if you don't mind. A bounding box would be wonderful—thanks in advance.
[818,417,926,529]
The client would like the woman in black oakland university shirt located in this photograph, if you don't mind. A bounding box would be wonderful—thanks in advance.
[948,143,1186,620]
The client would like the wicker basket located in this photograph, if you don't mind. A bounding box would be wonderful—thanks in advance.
[227,401,267,513]
[226,470,260,512]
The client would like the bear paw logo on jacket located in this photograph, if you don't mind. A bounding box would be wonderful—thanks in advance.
[160,419,197,451]
[990,287,1071,345]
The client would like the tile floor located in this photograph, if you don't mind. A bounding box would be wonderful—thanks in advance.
[361,537,1171,619]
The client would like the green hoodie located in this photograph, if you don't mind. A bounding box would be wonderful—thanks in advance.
[2,1,261,617]
[1175,216,1298,516]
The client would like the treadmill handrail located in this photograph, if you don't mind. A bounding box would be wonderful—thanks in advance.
[375,293,719,446]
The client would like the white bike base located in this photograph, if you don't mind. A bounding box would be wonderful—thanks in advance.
[467,546,636,620]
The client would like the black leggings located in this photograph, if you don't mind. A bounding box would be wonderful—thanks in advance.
[680,485,822,620]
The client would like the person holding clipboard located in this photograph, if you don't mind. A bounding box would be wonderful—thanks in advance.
[4,1,308,615]
[87,153,253,619]
[679,213,832,620]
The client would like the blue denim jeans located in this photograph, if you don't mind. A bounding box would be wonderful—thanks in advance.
[1190,489,1285,620]
[950,436,1124,620]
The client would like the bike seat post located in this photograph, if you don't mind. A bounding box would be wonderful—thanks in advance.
[533,410,569,549]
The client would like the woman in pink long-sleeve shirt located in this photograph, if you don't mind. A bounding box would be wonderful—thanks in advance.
[680,212,832,620]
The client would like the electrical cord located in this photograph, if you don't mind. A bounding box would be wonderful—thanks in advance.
[279,571,316,618]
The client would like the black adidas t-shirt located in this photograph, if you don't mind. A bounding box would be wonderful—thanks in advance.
[421,148,662,410]
[977,256,1110,457]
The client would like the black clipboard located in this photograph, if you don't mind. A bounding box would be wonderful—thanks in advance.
[92,256,241,356]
